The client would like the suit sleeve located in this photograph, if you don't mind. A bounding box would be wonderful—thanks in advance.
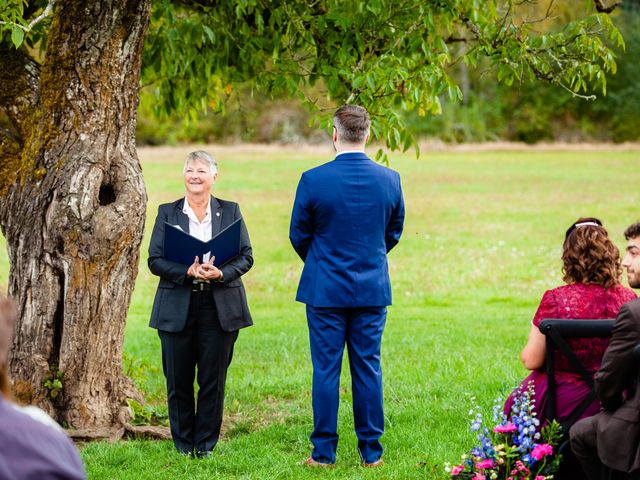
[218,203,253,284]
[289,174,313,261]
[147,205,190,285]
[385,172,405,253]
[595,302,640,411]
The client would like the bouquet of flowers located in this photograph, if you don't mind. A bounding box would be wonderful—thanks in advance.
[446,383,563,480]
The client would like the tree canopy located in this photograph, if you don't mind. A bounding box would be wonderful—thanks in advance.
[140,0,624,159]
[1,1,626,159]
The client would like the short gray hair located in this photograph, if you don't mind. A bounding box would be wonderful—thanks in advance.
[183,150,217,176]
[333,105,370,143]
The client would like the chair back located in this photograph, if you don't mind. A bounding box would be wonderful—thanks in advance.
[538,318,614,434]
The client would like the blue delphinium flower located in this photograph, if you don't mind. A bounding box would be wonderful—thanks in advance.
[447,381,561,479]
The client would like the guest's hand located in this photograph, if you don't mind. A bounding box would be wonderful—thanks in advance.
[197,257,223,281]
[187,256,201,279]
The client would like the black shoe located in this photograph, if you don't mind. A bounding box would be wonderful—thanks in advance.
[196,450,213,459]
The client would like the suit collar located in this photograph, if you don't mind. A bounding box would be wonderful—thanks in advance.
[334,151,369,161]
[210,196,222,235]
[175,198,190,233]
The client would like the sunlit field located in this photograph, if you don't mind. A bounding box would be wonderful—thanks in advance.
[1,144,639,479]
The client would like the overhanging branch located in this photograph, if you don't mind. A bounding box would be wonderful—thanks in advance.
[0,0,56,33]
[593,0,621,13]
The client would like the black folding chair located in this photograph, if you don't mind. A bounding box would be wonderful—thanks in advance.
[538,318,615,434]
[538,319,614,480]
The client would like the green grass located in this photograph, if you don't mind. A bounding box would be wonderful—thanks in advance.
[1,145,640,479]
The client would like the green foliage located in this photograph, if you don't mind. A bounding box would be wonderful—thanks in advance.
[1,1,629,152]
[407,5,640,143]
[0,0,27,47]
[127,400,168,427]
[43,366,63,399]
[536,421,564,474]
[136,85,325,145]
[0,0,51,50]
[141,0,624,159]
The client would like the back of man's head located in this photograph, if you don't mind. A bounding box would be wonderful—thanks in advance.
[625,222,640,240]
[333,105,370,144]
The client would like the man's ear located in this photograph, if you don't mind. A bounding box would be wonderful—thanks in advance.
[332,128,338,143]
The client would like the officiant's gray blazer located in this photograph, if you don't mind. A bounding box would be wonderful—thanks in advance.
[148,196,253,332]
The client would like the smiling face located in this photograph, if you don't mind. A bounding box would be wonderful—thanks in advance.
[622,236,640,289]
[184,159,216,196]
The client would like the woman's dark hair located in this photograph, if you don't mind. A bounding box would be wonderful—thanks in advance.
[562,217,621,289]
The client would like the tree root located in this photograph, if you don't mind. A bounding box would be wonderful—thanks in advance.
[66,424,171,442]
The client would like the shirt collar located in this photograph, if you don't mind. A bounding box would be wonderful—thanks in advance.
[335,149,366,158]
[183,198,211,224]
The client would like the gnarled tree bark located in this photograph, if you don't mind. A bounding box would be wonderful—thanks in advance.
[0,0,151,434]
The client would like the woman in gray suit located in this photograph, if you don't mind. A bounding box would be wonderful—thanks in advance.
[148,151,253,457]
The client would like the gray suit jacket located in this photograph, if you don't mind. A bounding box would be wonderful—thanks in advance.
[592,297,640,472]
[148,196,253,332]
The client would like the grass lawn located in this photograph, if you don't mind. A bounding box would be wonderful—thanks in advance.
[1,144,639,479]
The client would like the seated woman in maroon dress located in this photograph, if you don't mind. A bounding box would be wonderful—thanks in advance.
[504,217,636,426]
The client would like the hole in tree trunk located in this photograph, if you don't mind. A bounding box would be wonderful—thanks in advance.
[99,183,116,206]
[50,275,64,368]
[47,274,65,415]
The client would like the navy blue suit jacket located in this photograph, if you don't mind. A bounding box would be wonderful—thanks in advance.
[289,152,404,307]
[148,196,253,332]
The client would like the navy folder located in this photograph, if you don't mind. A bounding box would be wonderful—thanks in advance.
[163,219,241,267]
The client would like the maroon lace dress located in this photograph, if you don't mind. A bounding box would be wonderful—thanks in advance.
[504,283,636,426]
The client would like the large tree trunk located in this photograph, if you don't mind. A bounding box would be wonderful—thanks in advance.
[0,0,151,434]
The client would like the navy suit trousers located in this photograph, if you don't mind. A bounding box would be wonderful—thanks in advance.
[306,305,386,464]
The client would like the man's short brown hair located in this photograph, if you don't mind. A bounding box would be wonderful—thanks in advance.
[624,222,640,240]
[333,105,370,143]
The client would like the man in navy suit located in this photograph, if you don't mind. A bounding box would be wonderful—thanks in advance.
[148,151,253,457]
[290,105,405,467]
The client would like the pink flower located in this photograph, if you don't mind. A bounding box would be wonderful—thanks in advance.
[451,465,465,476]
[531,444,554,460]
[535,476,546,480]
[493,423,517,433]
[476,459,495,469]
[474,473,486,480]
[512,460,530,475]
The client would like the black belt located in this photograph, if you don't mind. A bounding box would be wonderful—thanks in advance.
[191,282,211,292]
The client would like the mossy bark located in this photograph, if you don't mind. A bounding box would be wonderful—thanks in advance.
[0,0,151,434]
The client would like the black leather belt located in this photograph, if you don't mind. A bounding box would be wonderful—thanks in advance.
[191,282,211,292]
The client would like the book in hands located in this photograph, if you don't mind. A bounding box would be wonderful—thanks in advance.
[163,219,241,267]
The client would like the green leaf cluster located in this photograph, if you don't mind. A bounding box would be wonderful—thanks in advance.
[0,0,50,50]
[43,366,63,399]
[0,0,27,47]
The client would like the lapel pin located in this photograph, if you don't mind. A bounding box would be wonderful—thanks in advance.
[216,212,220,217]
